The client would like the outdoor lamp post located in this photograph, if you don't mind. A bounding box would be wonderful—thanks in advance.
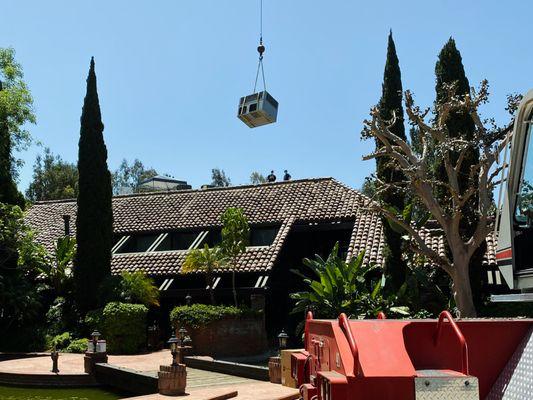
[185,294,192,306]
[168,334,179,367]
[178,327,188,342]
[278,329,289,351]
[91,330,101,353]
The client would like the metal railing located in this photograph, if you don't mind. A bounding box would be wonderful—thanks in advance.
[338,313,359,377]
[434,310,469,375]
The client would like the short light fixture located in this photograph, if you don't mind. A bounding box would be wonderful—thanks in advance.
[91,330,101,353]
[178,327,188,343]
[167,334,179,366]
[185,294,192,306]
[278,329,289,351]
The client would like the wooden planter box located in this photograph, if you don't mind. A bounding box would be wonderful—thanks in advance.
[177,317,267,357]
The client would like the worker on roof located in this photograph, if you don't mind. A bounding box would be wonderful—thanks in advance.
[283,170,291,181]
[267,170,276,182]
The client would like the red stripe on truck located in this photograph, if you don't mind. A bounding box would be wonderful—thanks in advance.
[496,248,512,260]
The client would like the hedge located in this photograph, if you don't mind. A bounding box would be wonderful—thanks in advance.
[170,304,260,329]
[101,302,148,354]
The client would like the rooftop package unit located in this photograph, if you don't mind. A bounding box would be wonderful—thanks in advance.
[238,90,278,128]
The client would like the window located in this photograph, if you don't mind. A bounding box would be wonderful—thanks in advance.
[204,229,222,247]
[249,103,257,112]
[515,123,533,226]
[156,231,201,251]
[250,226,279,246]
[116,234,159,253]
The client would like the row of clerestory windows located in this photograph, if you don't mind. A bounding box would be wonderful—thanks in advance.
[112,225,280,254]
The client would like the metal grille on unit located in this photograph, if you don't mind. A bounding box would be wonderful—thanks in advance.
[238,90,278,128]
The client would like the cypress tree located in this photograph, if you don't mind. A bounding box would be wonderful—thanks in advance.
[0,82,24,207]
[376,32,407,289]
[434,38,483,305]
[74,58,113,313]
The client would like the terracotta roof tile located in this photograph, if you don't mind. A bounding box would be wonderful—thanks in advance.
[26,178,384,275]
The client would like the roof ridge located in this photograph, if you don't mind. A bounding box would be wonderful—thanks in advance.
[32,177,338,204]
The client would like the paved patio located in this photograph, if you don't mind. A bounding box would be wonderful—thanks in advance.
[0,351,299,399]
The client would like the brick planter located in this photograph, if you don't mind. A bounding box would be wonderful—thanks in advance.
[178,317,267,357]
[158,364,187,395]
[268,356,281,384]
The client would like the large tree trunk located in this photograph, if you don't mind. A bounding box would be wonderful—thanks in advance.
[450,257,477,318]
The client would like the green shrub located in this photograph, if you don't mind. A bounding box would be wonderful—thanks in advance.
[170,304,260,329]
[120,271,160,307]
[101,302,148,354]
[65,338,88,353]
[84,308,104,330]
[46,332,72,351]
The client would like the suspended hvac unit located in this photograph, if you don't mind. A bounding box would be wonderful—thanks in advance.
[238,90,278,128]
[237,0,278,129]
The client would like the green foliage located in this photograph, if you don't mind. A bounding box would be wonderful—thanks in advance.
[84,308,104,331]
[26,148,78,202]
[170,304,259,329]
[211,168,231,187]
[112,158,157,195]
[290,243,402,319]
[36,236,76,296]
[0,203,48,351]
[0,49,35,207]
[250,171,266,184]
[120,271,160,307]
[45,332,87,353]
[100,302,148,354]
[0,48,35,153]
[47,332,72,351]
[220,207,250,306]
[74,58,113,314]
[45,297,81,337]
[434,38,484,308]
[360,176,377,198]
[182,244,226,304]
[375,32,407,290]
[65,338,88,353]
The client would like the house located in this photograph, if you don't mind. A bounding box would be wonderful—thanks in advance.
[25,177,499,338]
[26,178,384,334]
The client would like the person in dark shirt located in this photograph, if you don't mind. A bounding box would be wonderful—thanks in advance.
[267,170,276,182]
[283,170,291,181]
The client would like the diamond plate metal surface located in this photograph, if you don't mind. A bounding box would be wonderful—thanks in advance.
[487,327,533,400]
[414,376,479,400]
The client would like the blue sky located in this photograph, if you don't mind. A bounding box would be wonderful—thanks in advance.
[2,0,532,192]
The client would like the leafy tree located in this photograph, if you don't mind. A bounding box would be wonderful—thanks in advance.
[36,236,76,296]
[374,32,408,289]
[26,148,78,202]
[182,244,226,305]
[211,168,231,187]
[120,271,160,307]
[0,48,36,206]
[360,175,377,198]
[220,207,249,306]
[0,203,48,350]
[74,58,113,314]
[112,158,158,195]
[290,243,408,319]
[250,171,266,184]
[362,80,512,317]
[434,38,484,307]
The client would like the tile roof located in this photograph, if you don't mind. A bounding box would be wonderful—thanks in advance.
[419,225,497,267]
[26,178,384,276]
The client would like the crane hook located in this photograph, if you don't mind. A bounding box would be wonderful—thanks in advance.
[257,39,265,59]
